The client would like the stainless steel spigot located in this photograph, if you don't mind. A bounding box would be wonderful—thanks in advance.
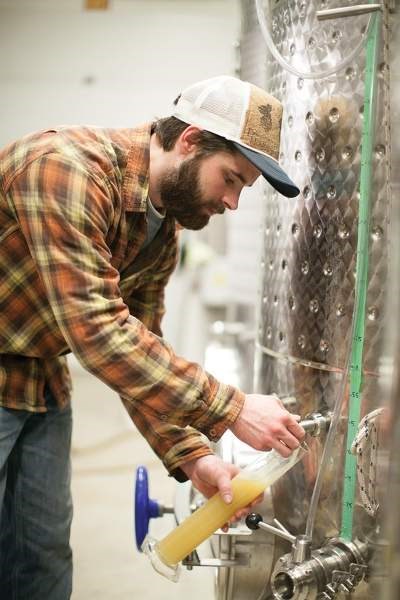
[300,412,331,437]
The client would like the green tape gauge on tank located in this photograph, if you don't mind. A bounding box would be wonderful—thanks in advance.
[340,8,381,541]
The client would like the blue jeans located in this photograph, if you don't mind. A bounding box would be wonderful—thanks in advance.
[0,391,73,600]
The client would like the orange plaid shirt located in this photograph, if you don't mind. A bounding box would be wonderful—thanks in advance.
[0,123,244,477]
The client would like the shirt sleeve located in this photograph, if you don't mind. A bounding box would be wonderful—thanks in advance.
[10,154,245,469]
[121,395,214,479]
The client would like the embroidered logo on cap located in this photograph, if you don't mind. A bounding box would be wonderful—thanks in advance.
[241,85,282,160]
[259,104,272,129]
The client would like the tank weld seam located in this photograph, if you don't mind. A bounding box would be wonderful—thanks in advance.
[255,341,379,377]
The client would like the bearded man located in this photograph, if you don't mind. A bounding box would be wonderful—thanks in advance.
[0,75,304,599]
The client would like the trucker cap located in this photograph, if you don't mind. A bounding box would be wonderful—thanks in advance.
[172,75,300,198]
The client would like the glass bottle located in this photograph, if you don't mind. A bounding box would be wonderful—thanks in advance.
[142,442,307,581]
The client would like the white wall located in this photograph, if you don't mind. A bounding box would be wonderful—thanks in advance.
[0,0,241,361]
[0,0,240,145]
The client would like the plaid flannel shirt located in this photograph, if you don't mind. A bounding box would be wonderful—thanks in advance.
[0,123,245,478]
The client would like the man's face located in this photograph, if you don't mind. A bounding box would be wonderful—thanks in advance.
[159,150,260,230]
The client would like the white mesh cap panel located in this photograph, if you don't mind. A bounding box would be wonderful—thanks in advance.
[195,78,245,127]
[173,76,250,141]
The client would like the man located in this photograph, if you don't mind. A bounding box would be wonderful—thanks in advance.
[0,75,304,598]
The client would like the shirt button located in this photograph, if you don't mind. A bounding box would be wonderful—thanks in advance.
[161,415,168,421]
[210,428,217,437]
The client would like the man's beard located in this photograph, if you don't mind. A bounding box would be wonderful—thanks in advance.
[159,155,225,230]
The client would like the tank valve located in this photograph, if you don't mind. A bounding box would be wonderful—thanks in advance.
[271,537,368,600]
[245,513,311,563]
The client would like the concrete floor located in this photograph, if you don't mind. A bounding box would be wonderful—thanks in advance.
[70,362,214,599]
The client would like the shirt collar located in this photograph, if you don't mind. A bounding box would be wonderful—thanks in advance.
[147,196,166,220]
[122,123,152,212]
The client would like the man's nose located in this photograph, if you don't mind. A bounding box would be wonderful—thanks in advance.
[222,191,240,210]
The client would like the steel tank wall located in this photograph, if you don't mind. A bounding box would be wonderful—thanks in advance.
[378,3,400,599]
[239,0,394,598]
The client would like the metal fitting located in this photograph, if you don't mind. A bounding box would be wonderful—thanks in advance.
[271,538,368,600]
[300,412,331,437]
[291,535,312,564]
[245,515,312,566]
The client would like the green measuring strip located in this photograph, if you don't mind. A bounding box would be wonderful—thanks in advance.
[340,8,381,541]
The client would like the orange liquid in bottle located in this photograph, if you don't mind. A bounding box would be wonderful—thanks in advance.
[146,444,307,577]
[157,476,266,566]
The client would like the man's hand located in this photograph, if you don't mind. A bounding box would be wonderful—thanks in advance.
[180,454,263,528]
[231,393,305,457]
[180,454,239,503]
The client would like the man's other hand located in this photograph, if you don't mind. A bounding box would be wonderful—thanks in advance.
[230,393,305,457]
[180,454,263,529]
[180,454,239,502]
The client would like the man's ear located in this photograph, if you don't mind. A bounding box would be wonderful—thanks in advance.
[175,125,203,157]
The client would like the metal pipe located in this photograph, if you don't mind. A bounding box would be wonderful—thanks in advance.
[291,535,312,564]
[158,504,174,516]
[317,4,382,20]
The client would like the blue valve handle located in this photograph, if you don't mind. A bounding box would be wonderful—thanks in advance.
[134,465,161,551]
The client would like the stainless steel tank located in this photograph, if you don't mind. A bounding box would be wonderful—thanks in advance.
[211,1,397,599]
[377,3,400,599]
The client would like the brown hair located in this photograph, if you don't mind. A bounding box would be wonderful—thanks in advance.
[152,116,238,157]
